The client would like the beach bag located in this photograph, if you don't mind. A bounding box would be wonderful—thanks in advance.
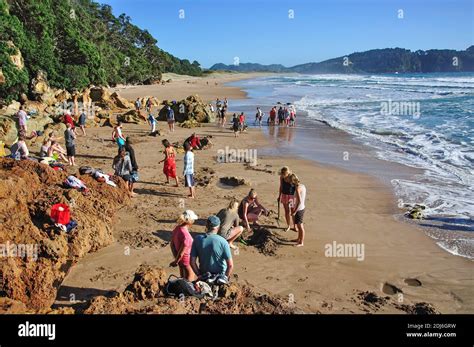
[50,204,71,225]
[165,275,204,299]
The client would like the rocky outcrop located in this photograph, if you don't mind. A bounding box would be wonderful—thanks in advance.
[0,68,5,85]
[158,95,214,124]
[30,71,56,106]
[0,159,130,310]
[0,116,18,144]
[6,41,24,70]
[90,87,134,110]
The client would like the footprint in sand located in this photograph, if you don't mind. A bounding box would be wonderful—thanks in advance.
[404,278,422,287]
[298,277,309,282]
[381,282,403,295]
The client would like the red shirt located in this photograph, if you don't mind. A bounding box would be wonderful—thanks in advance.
[190,136,200,149]
[239,114,245,123]
[64,114,75,128]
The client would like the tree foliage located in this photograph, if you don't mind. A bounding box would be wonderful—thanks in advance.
[0,0,202,102]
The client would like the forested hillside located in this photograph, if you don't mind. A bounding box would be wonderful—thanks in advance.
[0,0,202,103]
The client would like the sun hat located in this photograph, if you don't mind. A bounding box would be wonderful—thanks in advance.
[183,210,198,221]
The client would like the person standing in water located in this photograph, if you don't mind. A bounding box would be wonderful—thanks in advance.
[160,139,179,187]
[290,174,306,247]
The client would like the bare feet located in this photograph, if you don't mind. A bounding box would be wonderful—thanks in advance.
[285,226,291,232]
[229,244,238,250]
[295,243,304,247]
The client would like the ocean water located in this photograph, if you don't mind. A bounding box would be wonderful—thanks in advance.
[229,73,474,259]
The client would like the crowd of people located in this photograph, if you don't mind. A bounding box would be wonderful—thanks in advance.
[6,97,307,288]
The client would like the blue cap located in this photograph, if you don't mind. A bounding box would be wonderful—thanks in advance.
[207,215,221,228]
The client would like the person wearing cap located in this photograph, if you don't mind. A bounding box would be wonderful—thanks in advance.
[63,110,77,135]
[170,210,198,281]
[190,215,233,280]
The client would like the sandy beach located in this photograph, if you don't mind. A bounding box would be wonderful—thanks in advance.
[47,73,473,314]
[111,72,272,103]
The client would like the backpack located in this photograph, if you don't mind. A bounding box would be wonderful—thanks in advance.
[165,275,205,299]
[79,166,96,175]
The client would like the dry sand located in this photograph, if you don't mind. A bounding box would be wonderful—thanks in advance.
[110,72,271,103]
[54,74,473,313]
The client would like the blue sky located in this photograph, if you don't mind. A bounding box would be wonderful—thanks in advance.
[101,0,474,68]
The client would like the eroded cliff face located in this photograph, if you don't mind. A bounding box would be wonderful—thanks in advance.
[0,158,130,311]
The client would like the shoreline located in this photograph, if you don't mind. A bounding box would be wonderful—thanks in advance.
[226,77,474,261]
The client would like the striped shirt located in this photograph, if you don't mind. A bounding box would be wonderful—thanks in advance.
[183,151,194,175]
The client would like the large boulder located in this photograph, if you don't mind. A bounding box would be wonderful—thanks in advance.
[90,87,133,110]
[158,95,214,123]
[54,89,71,104]
[0,116,18,144]
[90,86,112,106]
[30,71,56,106]
[118,110,145,124]
[110,92,134,109]
[0,100,20,117]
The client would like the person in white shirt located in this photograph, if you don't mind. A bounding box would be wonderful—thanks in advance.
[290,174,306,247]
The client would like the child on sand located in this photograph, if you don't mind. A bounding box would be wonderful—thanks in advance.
[166,106,175,132]
[170,210,198,281]
[112,121,126,150]
[238,189,269,233]
[278,166,296,232]
[183,142,195,198]
[239,112,245,133]
[289,174,306,247]
[79,111,87,136]
[147,113,156,133]
[217,199,244,250]
[48,141,68,162]
[159,139,179,186]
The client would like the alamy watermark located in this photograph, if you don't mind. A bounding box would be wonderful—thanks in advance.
[324,241,365,261]
[216,146,258,166]
[0,241,39,261]
[380,99,421,119]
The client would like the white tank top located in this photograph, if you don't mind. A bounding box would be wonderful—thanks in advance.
[297,184,306,211]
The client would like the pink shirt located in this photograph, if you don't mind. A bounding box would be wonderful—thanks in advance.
[171,225,193,266]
